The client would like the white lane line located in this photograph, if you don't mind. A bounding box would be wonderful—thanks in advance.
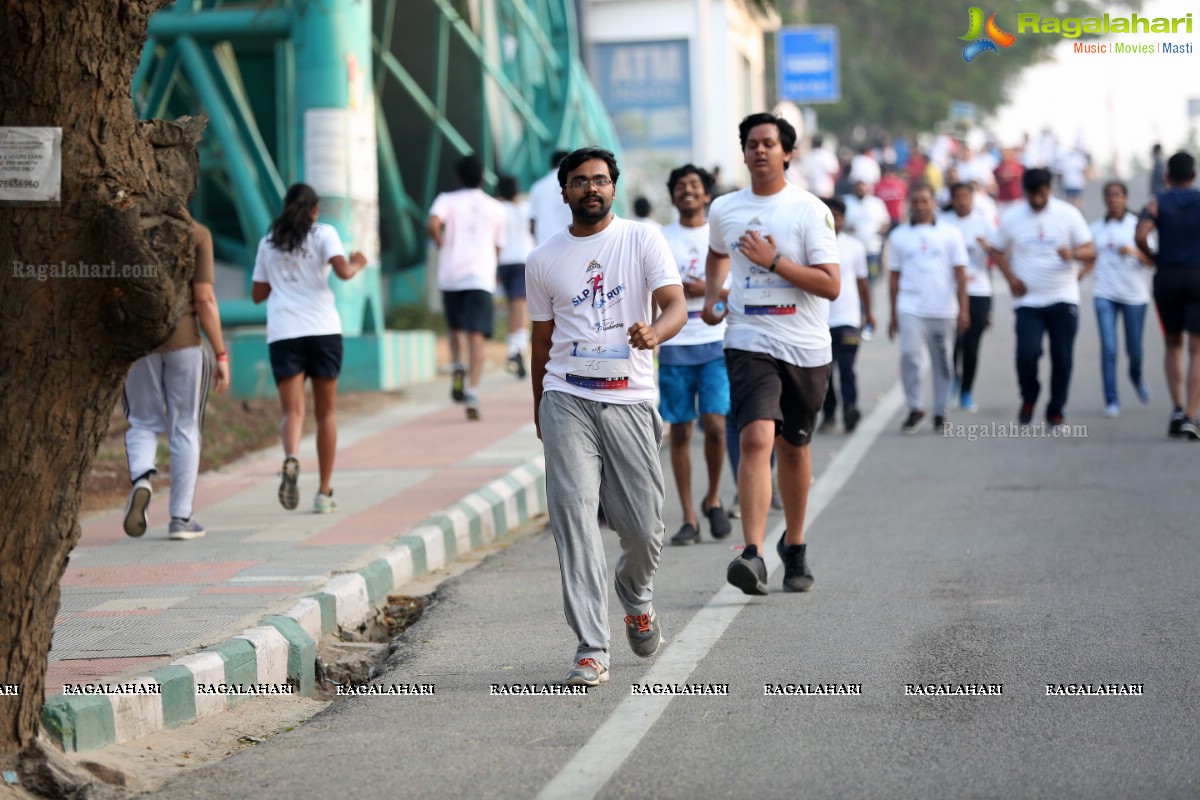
[536,381,905,800]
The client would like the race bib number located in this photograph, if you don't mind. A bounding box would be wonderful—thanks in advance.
[567,343,630,390]
[744,276,798,315]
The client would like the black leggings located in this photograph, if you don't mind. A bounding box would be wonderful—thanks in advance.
[953,296,992,394]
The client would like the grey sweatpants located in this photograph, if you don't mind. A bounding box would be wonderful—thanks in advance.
[540,390,666,668]
[123,346,211,520]
[899,313,955,417]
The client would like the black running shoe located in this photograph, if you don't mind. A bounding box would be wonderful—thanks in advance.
[1018,402,1034,425]
[1168,408,1186,438]
[933,415,949,435]
[670,522,700,546]
[727,546,768,596]
[776,530,814,592]
[901,410,924,435]
[703,503,732,539]
[1181,418,1200,441]
[1046,412,1064,428]
[508,352,526,379]
[818,414,836,434]
[844,406,861,432]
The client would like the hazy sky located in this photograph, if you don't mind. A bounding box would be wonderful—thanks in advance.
[989,0,1198,174]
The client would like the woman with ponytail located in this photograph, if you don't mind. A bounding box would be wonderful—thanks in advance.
[252,183,366,513]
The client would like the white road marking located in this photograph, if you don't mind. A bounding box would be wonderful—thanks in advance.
[536,381,905,800]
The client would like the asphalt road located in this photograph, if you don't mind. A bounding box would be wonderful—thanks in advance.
[155,276,1199,800]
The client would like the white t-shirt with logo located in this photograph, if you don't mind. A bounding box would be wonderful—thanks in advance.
[708,184,840,363]
[944,209,996,297]
[660,222,726,347]
[429,188,507,292]
[1090,213,1150,304]
[252,223,345,344]
[990,198,1092,308]
[528,170,573,246]
[526,217,682,405]
[499,199,534,265]
[828,232,868,328]
[886,219,968,319]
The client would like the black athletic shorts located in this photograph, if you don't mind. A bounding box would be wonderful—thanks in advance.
[725,348,830,446]
[497,263,527,299]
[1153,267,1200,335]
[269,334,343,383]
[443,289,494,337]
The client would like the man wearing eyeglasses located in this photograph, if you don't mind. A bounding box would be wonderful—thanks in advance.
[526,147,688,687]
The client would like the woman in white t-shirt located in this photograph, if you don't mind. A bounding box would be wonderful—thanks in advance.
[252,183,366,514]
[1084,181,1154,417]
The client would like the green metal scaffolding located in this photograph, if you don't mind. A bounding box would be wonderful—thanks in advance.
[133,0,622,311]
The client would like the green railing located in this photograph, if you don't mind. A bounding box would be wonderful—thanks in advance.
[133,0,622,311]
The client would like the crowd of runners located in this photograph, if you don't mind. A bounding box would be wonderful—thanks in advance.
[118,110,1200,690]
[503,115,1200,686]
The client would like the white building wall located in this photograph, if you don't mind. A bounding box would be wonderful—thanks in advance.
[581,0,778,214]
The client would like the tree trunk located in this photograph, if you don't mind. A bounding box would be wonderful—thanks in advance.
[0,0,204,772]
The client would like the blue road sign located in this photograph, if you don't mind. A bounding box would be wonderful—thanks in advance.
[777,26,840,104]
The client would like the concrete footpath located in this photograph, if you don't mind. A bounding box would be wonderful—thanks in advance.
[43,369,545,752]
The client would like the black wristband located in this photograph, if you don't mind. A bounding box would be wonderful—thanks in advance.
[768,253,781,272]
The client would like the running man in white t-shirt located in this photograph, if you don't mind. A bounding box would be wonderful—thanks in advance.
[944,182,998,413]
[496,175,535,378]
[252,183,366,514]
[1082,180,1154,417]
[657,164,732,546]
[526,147,687,687]
[527,150,572,246]
[842,179,891,281]
[428,155,507,420]
[886,184,970,434]
[800,134,840,198]
[819,196,872,434]
[988,168,1095,426]
[701,112,841,596]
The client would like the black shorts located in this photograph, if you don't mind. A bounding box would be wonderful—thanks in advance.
[443,289,494,337]
[268,334,343,384]
[1153,267,1200,335]
[497,263,527,299]
[725,348,830,446]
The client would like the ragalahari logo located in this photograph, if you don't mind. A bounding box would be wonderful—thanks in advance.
[960,7,1016,62]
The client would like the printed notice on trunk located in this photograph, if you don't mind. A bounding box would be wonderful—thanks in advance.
[0,127,62,204]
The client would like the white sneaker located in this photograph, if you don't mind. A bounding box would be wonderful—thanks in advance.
[313,491,337,514]
[123,478,152,537]
[1104,403,1120,419]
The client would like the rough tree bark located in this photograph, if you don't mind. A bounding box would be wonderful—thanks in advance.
[0,0,205,782]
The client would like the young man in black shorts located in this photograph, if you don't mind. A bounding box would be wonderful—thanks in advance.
[702,113,841,593]
[428,156,508,419]
[1136,150,1200,439]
